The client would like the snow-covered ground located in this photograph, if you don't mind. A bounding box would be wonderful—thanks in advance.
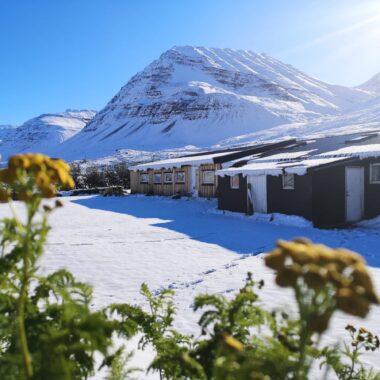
[1,195,379,378]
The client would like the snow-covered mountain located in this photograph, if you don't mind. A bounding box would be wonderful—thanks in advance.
[2,47,379,163]
[217,96,380,148]
[0,110,95,161]
[56,46,375,160]
[358,72,380,94]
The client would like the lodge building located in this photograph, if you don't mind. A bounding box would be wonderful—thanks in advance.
[129,140,296,198]
[129,132,380,228]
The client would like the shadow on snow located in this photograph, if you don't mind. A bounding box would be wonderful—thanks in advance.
[72,195,380,267]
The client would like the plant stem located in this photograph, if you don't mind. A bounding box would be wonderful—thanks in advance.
[16,206,34,379]
[294,285,310,380]
[347,345,359,380]
[17,252,33,379]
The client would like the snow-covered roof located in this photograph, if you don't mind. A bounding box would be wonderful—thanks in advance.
[130,150,239,171]
[253,150,316,162]
[217,156,348,177]
[318,144,380,159]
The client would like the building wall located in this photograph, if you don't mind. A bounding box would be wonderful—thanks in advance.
[363,158,380,219]
[217,174,248,213]
[267,174,313,220]
[198,163,221,198]
[311,166,346,227]
[130,167,190,195]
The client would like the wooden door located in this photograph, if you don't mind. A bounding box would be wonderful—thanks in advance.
[248,175,267,213]
[345,167,364,223]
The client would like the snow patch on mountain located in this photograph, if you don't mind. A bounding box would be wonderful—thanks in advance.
[0,110,96,161]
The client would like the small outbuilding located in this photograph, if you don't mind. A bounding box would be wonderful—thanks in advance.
[217,137,380,228]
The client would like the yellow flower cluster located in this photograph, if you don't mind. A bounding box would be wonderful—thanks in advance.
[0,153,75,201]
[265,238,379,319]
[223,334,244,352]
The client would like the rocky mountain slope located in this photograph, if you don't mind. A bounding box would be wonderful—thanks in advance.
[0,110,95,161]
[55,46,375,161]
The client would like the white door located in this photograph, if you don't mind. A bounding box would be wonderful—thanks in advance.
[248,175,267,213]
[345,167,364,223]
[189,166,199,196]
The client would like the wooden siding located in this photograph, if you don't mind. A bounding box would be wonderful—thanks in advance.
[198,163,221,198]
[130,167,191,196]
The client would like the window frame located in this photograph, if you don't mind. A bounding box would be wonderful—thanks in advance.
[370,163,380,184]
[282,173,295,190]
[230,175,240,189]
[202,170,215,185]
[140,173,149,184]
[163,172,173,184]
[154,172,162,184]
[175,171,185,184]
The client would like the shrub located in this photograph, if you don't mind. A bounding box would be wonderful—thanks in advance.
[0,154,134,380]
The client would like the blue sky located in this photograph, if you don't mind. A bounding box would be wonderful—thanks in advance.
[1,0,380,125]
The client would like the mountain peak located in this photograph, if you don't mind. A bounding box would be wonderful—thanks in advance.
[51,47,374,161]
[358,72,380,93]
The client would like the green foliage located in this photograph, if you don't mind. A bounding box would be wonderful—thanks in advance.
[114,275,380,380]
[320,325,380,380]
[0,156,133,379]
[72,163,130,190]
[105,347,140,380]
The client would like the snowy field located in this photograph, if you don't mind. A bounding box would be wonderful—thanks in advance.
[1,195,380,378]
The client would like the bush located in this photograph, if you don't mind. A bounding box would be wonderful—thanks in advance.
[70,163,130,190]
[0,154,135,379]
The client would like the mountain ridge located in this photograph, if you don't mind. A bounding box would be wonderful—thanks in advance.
[53,46,376,161]
[1,46,379,163]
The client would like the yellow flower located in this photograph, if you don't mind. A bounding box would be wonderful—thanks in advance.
[264,249,286,270]
[8,155,30,170]
[351,264,374,293]
[336,288,370,318]
[17,190,33,202]
[7,153,75,196]
[0,188,10,203]
[0,168,18,185]
[276,264,301,288]
[304,265,326,289]
[288,245,315,264]
[35,171,51,189]
[327,264,351,288]
[308,313,330,333]
[40,185,56,198]
[223,334,244,352]
[334,249,365,266]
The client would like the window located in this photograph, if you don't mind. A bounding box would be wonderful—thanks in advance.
[282,173,295,190]
[140,173,149,184]
[164,172,173,183]
[175,171,185,183]
[230,175,239,189]
[202,170,215,184]
[370,163,380,184]
[154,173,162,184]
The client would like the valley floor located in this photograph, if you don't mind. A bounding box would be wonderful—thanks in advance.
[1,195,380,379]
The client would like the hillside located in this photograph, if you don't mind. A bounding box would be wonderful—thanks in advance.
[0,110,95,161]
[55,46,374,161]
